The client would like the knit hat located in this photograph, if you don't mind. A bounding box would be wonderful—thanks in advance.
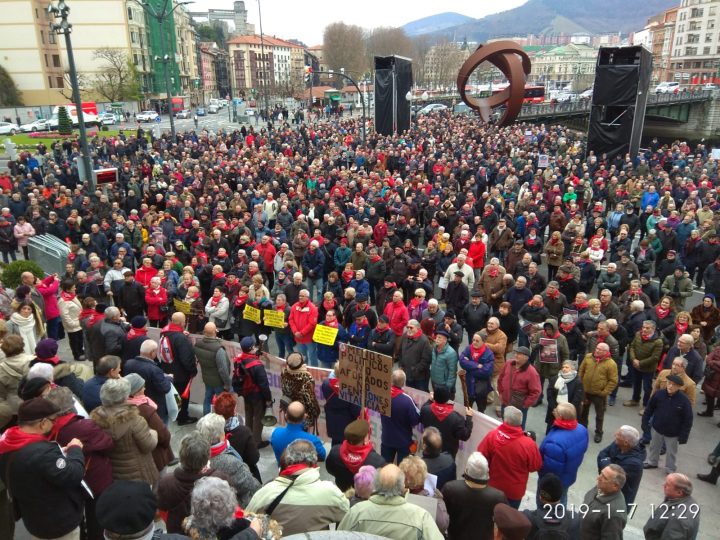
[356,294,369,303]
[444,310,455,319]
[124,373,145,396]
[435,329,450,338]
[515,346,531,358]
[96,480,157,536]
[667,374,684,387]
[35,339,58,360]
[378,315,389,324]
[493,503,532,540]
[537,473,563,502]
[344,419,369,445]
[17,398,59,423]
[19,377,52,400]
[95,303,108,313]
[130,316,147,329]
[240,336,256,352]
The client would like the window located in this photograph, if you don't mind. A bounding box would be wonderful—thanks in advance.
[690,21,701,30]
[691,7,704,18]
[44,54,48,67]
[56,77,63,88]
[35,8,39,18]
[707,33,713,42]
[40,30,45,44]
[52,54,61,68]
[127,7,133,20]
[710,6,717,16]
[685,46,698,55]
[48,32,55,44]
[687,33,700,43]
[704,46,711,54]
[131,32,137,44]
[676,36,683,45]
[709,20,716,29]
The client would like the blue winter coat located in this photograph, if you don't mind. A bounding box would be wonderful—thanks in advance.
[348,323,370,349]
[302,248,325,279]
[597,442,646,505]
[381,389,420,449]
[348,278,370,298]
[458,344,494,397]
[539,423,589,488]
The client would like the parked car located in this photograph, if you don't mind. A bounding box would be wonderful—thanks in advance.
[0,122,19,135]
[655,81,680,94]
[137,110,159,122]
[453,103,472,116]
[245,108,256,116]
[196,107,206,116]
[417,103,448,115]
[175,109,191,119]
[98,113,116,125]
[19,119,50,133]
[555,92,578,103]
[703,83,718,91]
[208,105,219,114]
[579,88,594,100]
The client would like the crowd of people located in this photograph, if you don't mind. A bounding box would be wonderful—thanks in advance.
[0,107,717,539]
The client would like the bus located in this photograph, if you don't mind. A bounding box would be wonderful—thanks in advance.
[491,85,545,103]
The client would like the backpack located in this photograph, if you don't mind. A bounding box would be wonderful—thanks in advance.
[232,355,262,396]
[158,334,174,364]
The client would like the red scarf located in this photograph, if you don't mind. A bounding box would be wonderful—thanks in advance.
[675,321,689,335]
[322,299,336,311]
[488,268,499,278]
[641,332,655,342]
[162,323,185,334]
[214,272,226,280]
[210,295,223,307]
[328,377,340,396]
[431,402,455,422]
[526,236,536,246]
[339,441,374,474]
[38,356,60,365]
[560,323,574,333]
[594,351,610,362]
[60,291,76,302]
[391,386,404,398]
[553,418,578,430]
[235,294,248,307]
[574,301,589,310]
[324,319,339,328]
[370,254,381,263]
[545,330,560,339]
[0,426,46,454]
[546,289,560,299]
[49,412,76,440]
[655,306,670,319]
[470,343,487,361]
[280,463,314,477]
[127,327,148,340]
[550,237,559,244]
[210,438,229,458]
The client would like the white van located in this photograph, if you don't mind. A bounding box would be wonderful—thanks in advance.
[655,82,679,94]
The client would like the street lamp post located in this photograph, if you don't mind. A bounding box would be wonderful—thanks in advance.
[255,0,270,119]
[325,70,366,145]
[48,0,93,189]
[141,0,192,139]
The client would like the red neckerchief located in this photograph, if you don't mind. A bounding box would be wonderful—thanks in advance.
[49,412,75,440]
[210,295,223,307]
[322,299,336,311]
[328,377,340,396]
[560,323,574,333]
[342,270,354,283]
[280,463,314,477]
[324,320,339,328]
[60,291,76,302]
[550,237,559,244]
[470,343,487,360]
[0,426,46,454]
[655,306,670,319]
[559,274,573,282]
[409,297,423,308]
[641,332,655,342]
[594,351,610,362]
[370,254,381,262]
[235,294,248,307]
[127,327,148,340]
[574,301,589,310]
[675,321,689,335]
[546,289,560,299]
[339,441,374,474]
[553,418,578,430]
[391,386,404,398]
[431,402,455,422]
[483,208,493,217]
[545,330,560,339]
[596,334,607,343]
[488,268,499,278]
[38,355,60,365]
[210,438,229,458]
[214,272,226,280]
[526,236,536,246]
[162,323,185,333]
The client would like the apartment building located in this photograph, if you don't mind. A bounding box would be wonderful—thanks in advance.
[669,0,720,85]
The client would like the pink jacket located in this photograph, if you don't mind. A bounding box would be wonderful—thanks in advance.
[13,222,35,247]
[36,275,60,320]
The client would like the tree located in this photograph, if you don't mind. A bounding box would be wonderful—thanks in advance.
[57,106,72,135]
[90,48,141,102]
[0,64,23,106]
[411,35,432,88]
[364,27,415,73]
[197,22,228,48]
[323,23,367,81]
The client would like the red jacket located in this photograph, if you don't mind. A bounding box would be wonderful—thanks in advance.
[288,300,318,344]
[467,240,486,270]
[135,265,158,288]
[497,360,542,409]
[478,422,542,500]
[256,242,276,273]
[36,275,60,320]
[383,300,410,336]
[145,286,168,321]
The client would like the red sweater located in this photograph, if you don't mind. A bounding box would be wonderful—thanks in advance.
[383,300,410,336]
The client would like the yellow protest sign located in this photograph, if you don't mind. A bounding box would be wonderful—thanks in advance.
[243,304,261,324]
[263,309,285,329]
[313,324,339,346]
[173,298,191,315]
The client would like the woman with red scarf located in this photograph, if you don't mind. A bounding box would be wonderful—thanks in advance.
[544,231,565,281]
[205,287,232,338]
[661,310,692,348]
[145,276,169,328]
[647,295,676,336]
[459,333,495,413]
[407,288,428,321]
[58,280,84,361]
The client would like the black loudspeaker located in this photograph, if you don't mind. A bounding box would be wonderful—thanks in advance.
[374,55,413,136]
[587,46,652,160]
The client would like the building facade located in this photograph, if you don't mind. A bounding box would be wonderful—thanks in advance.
[529,42,598,91]
[670,0,720,86]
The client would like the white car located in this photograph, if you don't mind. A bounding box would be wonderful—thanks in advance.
[98,113,116,125]
[175,109,191,119]
[555,92,578,103]
[417,103,448,115]
[245,108,256,116]
[137,110,159,122]
[655,82,679,93]
[20,119,50,132]
[0,122,19,135]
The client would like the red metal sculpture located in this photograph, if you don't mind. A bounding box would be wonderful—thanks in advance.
[457,41,531,127]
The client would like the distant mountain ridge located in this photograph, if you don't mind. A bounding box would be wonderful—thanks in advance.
[401,12,476,37]
[402,0,680,42]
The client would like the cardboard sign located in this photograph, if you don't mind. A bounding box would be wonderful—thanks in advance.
[562,308,579,324]
[263,309,286,329]
[313,324,339,346]
[538,154,549,168]
[173,298,191,315]
[337,343,392,416]
[539,337,559,363]
[243,304,261,324]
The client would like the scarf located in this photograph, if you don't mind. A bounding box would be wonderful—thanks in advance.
[526,235,537,246]
[328,376,340,396]
[560,322,574,333]
[280,463,314,477]
[641,332,655,342]
[210,438,229,458]
[10,312,38,353]
[391,386,404,398]
[324,319,339,329]
[594,350,611,362]
[127,395,157,411]
[210,295,223,307]
[574,301,589,310]
[60,291,76,302]
[546,289,560,299]
[655,306,671,319]
[550,236,559,244]
[431,402,455,421]
[488,268,499,278]
[49,412,76,440]
[127,327,148,340]
[675,321,689,335]
[554,370,576,404]
[339,441,374,474]
[0,426,46,454]
[553,418,578,430]
[545,330,560,339]
[161,322,185,334]
[469,343,488,361]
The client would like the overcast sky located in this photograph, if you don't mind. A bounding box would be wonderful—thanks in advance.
[192,0,528,46]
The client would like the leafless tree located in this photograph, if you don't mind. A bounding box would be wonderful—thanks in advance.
[90,48,141,102]
[323,22,367,79]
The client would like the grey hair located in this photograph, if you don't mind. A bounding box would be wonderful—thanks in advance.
[669,473,693,496]
[642,319,657,329]
[605,464,627,489]
[427,298,439,306]
[374,467,406,498]
[465,452,490,482]
[105,306,121,319]
[45,386,76,415]
[187,477,237,535]
[27,363,54,382]
[503,406,523,427]
[180,432,211,473]
[555,402,577,420]
[140,340,158,356]
[672,356,689,369]
[616,425,640,447]
[100,377,131,406]
[631,300,645,311]
[282,439,318,467]
[407,319,421,328]
[197,413,226,445]
[392,369,406,388]
[96,355,121,376]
